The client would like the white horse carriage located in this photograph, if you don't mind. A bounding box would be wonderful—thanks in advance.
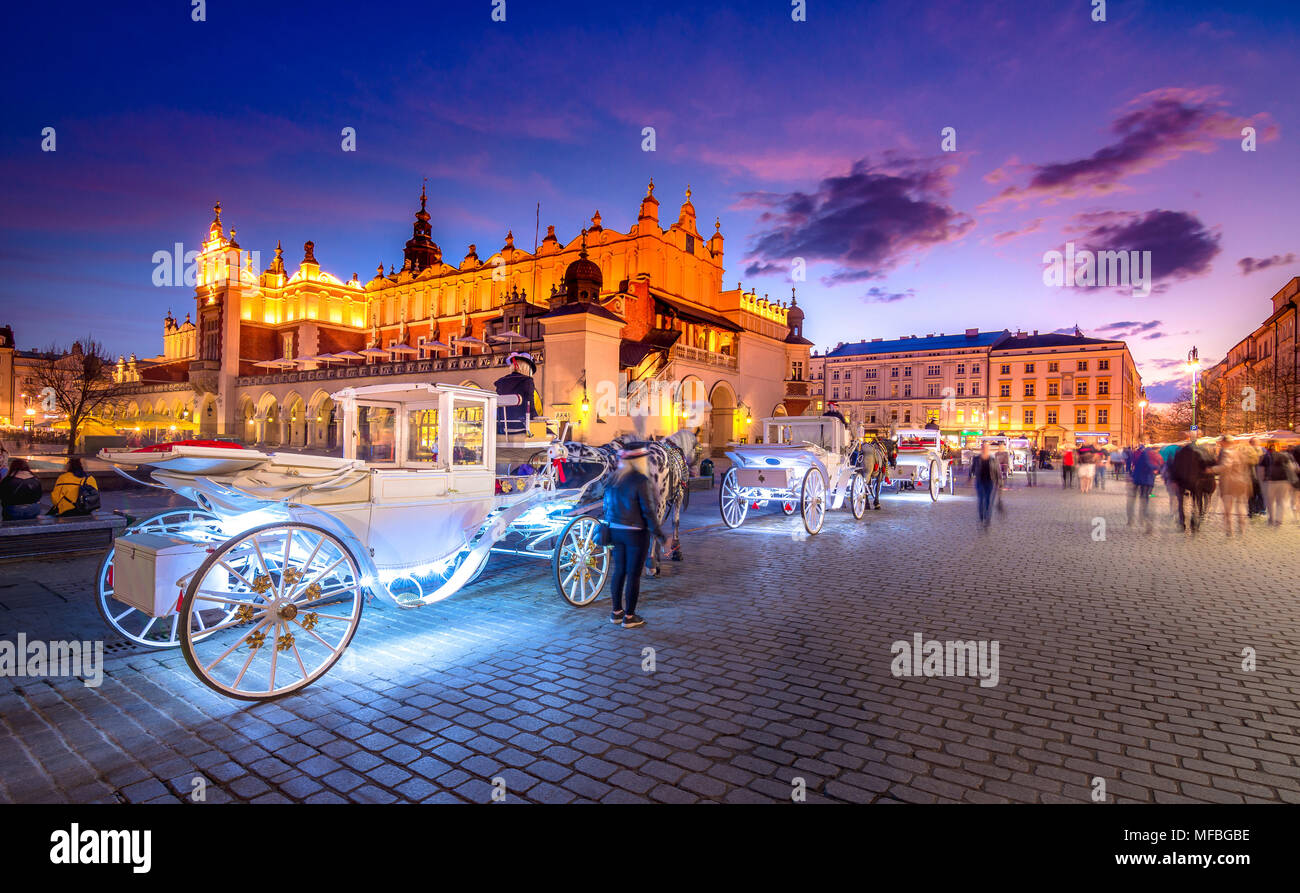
[888,427,955,500]
[718,416,868,535]
[96,382,613,701]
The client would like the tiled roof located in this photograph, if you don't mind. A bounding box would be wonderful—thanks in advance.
[825,330,1008,357]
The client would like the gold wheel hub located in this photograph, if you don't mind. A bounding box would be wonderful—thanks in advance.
[279,602,299,622]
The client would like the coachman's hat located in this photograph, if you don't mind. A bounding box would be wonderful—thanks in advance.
[506,351,537,373]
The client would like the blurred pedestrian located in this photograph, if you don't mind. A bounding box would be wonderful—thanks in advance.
[1212,436,1251,537]
[1259,441,1298,526]
[1126,443,1162,533]
[1061,446,1075,488]
[1244,437,1264,517]
[601,444,667,628]
[968,442,1003,529]
[1024,446,1038,486]
[1078,449,1095,493]
[995,447,1011,488]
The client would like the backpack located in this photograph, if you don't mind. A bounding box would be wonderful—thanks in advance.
[74,477,100,514]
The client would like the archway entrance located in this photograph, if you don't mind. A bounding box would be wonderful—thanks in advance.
[708,381,736,456]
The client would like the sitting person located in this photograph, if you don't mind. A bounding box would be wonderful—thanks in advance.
[1,458,44,521]
[49,457,100,516]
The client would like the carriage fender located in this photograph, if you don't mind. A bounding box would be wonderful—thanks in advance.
[284,503,384,599]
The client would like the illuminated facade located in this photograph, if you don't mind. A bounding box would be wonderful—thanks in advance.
[92,183,814,454]
[814,328,1143,448]
[1200,276,1299,434]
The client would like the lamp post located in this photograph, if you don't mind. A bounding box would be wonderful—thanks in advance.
[1187,346,1201,438]
[1138,396,1148,442]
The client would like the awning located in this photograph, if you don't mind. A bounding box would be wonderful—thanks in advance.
[619,329,681,369]
[653,295,742,333]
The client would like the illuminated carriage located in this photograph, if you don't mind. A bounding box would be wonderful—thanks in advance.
[888,427,954,500]
[97,382,612,700]
[718,416,868,535]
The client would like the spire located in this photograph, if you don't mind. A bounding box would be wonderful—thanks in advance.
[404,180,440,271]
[208,201,225,241]
[638,178,660,224]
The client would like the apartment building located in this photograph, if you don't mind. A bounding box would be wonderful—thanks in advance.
[988,332,1143,450]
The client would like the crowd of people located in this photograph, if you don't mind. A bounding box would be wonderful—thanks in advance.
[969,435,1300,534]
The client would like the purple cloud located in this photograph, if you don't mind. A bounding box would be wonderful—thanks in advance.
[1096,319,1164,338]
[1238,253,1296,275]
[1066,209,1221,288]
[741,156,974,281]
[862,287,916,304]
[983,87,1275,208]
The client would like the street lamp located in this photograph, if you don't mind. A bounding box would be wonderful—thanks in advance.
[1186,346,1201,438]
[1138,397,1148,441]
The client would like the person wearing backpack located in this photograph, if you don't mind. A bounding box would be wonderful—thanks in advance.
[50,457,100,516]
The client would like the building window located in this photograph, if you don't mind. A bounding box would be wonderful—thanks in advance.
[1024,382,1035,397]
[1000,363,1011,375]
[1098,409,1109,425]
[1024,362,1035,374]
[1077,381,1088,396]
[972,382,980,396]
[1076,408,1088,425]
[685,234,695,254]
[904,367,912,377]
[904,410,912,423]
[832,387,839,400]
[999,410,1009,424]
[1077,360,1088,371]
[957,363,966,375]
[832,369,840,380]
[282,334,294,359]
[866,384,877,397]
[927,383,940,397]
[999,384,1011,398]
[903,384,913,397]
[1047,410,1058,425]
[1097,379,1110,395]
[1048,361,1059,373]
[891,367,899,378]
[864,368,878,380]
[927,364,941,376]
[792,361,804,380]
[1024,409,1035,425]
[1048,382,1059,397]
[956,382,965,396]
[972,364,980,374]
[1098,359,1110,370]
[890,410,899,421]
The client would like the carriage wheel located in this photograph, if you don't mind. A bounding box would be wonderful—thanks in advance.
[947,466,956,495]
[850,472,867,520]
[97,508,228,649]
[928,461,941,502]
[180,522,364,701]
[553,516,610,607]
[801,467,827,535]
[780,499,797,516]
[719,467,748,528]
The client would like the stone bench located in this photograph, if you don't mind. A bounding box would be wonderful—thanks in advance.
[0,512,128,560]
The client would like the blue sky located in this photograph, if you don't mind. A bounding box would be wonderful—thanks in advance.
[2,0,1297,401]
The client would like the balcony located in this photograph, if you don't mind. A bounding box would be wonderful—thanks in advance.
[669,343,738,371]
[236,349,544,387]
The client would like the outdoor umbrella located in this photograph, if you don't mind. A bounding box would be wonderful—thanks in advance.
[389,343,418,355]
[332,350,364,362]
[490,331,528,343]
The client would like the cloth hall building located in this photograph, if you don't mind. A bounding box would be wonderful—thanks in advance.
[68,183,815,456]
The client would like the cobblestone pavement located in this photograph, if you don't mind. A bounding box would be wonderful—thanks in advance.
[2,477,1299,804]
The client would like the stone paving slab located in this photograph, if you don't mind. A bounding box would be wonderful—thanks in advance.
[1,478,1298,804]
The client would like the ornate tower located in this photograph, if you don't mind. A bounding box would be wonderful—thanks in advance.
[403,180,442,273]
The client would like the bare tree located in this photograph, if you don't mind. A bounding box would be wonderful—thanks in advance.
[24,337,127,456]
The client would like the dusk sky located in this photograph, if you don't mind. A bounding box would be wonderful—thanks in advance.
[3,0,1297,402]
